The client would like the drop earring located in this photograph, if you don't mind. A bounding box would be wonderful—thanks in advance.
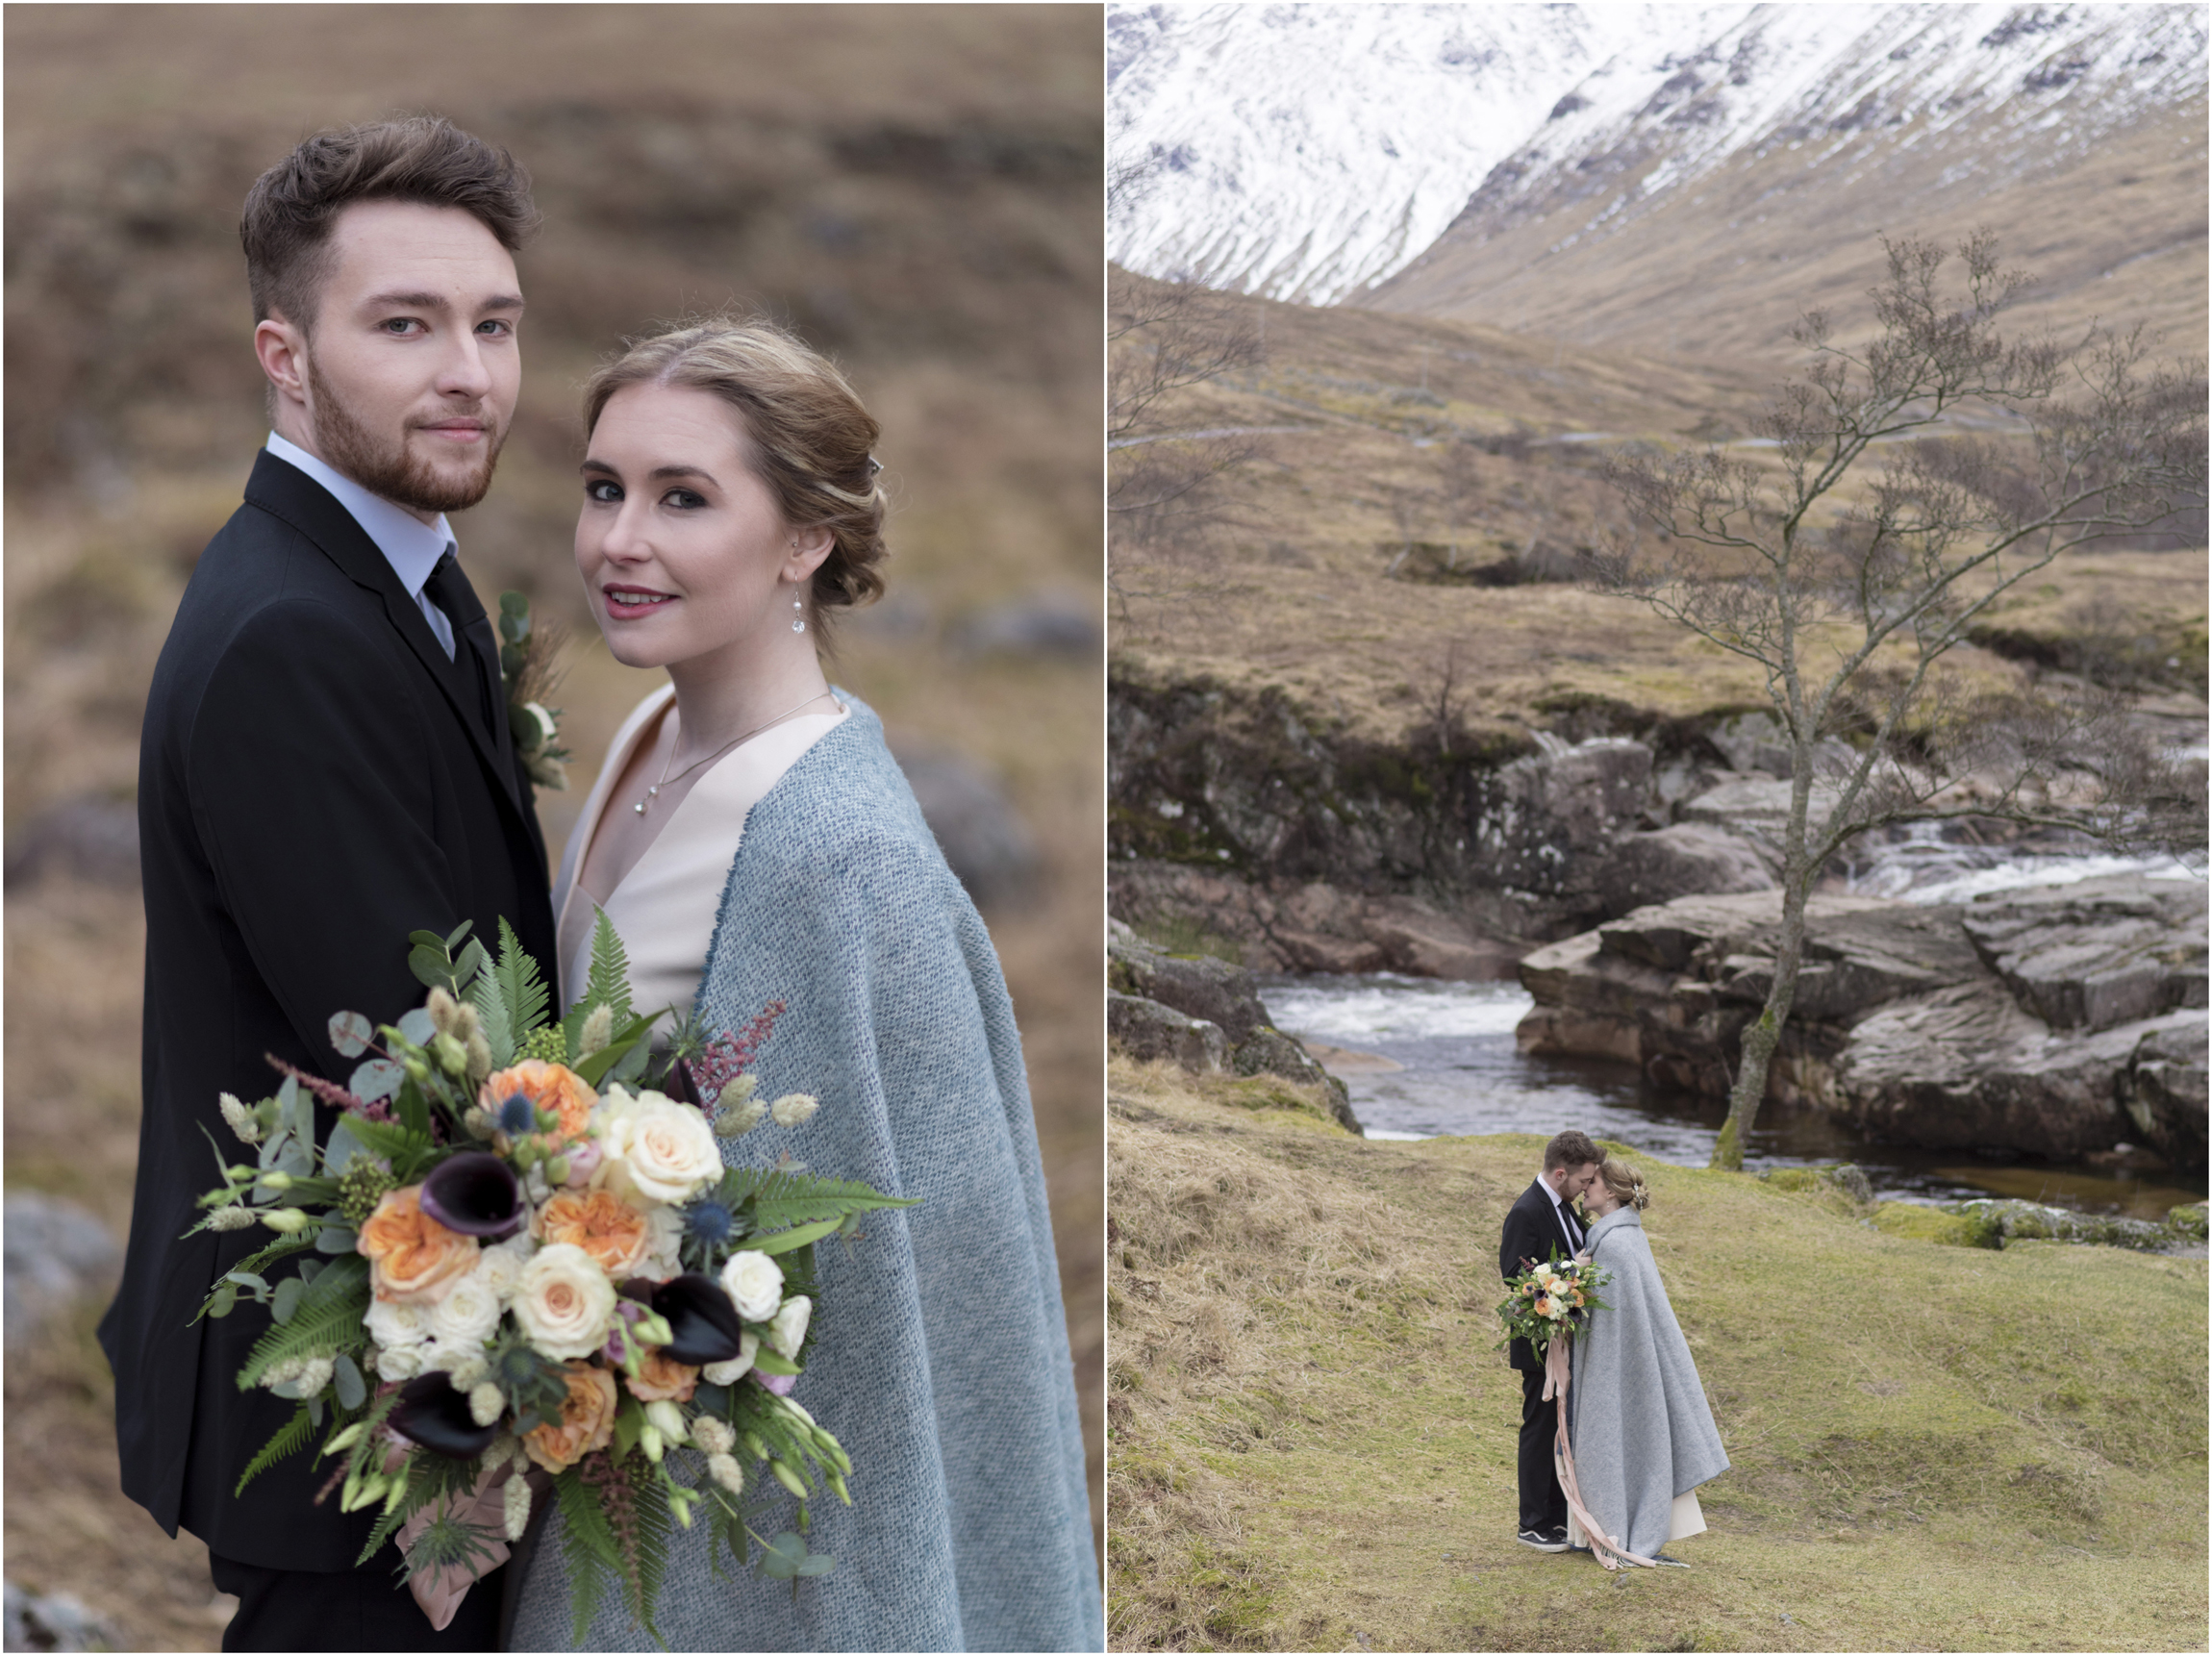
[792,598,807,635]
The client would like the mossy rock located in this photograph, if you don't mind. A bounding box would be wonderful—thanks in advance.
[1199,1072,1357,1137]
[1760,1163,1875,1207]
[2168,1203,2208,1242]
[1873,1202,1998,1248]
[1943,1198,2174,1252]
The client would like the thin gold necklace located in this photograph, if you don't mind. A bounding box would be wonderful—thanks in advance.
[634,690,834,815]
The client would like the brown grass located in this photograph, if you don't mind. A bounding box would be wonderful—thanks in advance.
[4,6,1101,1634]
[1107,1059,2209,1652]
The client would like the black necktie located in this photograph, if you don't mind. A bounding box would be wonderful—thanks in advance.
[422,548,502,743]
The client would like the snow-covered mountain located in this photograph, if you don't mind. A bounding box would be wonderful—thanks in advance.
[1109,3,2207,307]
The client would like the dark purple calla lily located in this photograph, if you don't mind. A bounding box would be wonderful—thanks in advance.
[650,1272,745,1366]
[418,1151,524,1240]
[389,1371,499,1459]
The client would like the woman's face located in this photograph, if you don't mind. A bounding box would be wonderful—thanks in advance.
[1583,1181,1620,1218]
[575,381,829,670]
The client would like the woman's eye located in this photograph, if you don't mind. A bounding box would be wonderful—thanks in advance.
[664,489,706,510]
[585,479,622,503]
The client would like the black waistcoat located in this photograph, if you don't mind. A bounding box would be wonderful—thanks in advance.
[98,451,557,1569]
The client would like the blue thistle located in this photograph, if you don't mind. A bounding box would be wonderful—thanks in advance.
[497,1092,536,1137]
[683,1198,735,1246]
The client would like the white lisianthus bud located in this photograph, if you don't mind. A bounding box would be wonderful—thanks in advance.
[719,1252,784,1322]
[432,1032,469,1076]
[260,1171,293,1192]
[219,1093,264,1144]
[707,1453,744,1495]
[714,1096,767,1138]
[640,1424,664,1464]
[503,1473,533,1543]
[644,1400,688,1445]
[261,1208,311,1234]
[577,1003,614,1059]
[767,1295,812,1359]
[523,702,559,745]
[780,1397,816,1429]
[690,1417,735,1456]
[468,1382,506,1427]
[768,1093,818,1129]
[702,1332,759,1387]
[208,1205,257,1231]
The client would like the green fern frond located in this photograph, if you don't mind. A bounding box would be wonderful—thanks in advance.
[719,1168,919,1234]
[469,952,515,1069]
[235,1401,316,1495]
[585,909,633,1028]
[194,1234,312,1319]
[554,1470,625,1647]
[623,1459,674,1646]
[238,1257,368,1389]
[402,1509,504,1583]
[494,917,552,1044]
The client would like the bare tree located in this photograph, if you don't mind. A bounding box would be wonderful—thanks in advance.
[1106,213,1269,610]
[1596,232,2207,1169]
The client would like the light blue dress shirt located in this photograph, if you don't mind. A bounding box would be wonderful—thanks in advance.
[264,431,458,659]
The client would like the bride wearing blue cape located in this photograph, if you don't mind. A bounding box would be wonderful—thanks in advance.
[505,318,1100,1650]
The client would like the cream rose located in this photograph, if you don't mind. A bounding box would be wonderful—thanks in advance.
[595,1088,724,1205]
[719,1250,784,1322]
[365,1296,433,1349]
[766,1295,811,1360]
[702,1331,760,1387]
[428,1272,503,1346]
[375,1342,426,1382]
[513,1242,617,1360]
[472,1237,534,1303]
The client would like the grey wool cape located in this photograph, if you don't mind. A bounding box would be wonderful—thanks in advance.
[511,697,1101,1652]
[1565,1209,1729,1561]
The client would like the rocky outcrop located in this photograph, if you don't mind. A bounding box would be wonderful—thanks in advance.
[1108,921,1363,1132]
[1518,876,2210,1165]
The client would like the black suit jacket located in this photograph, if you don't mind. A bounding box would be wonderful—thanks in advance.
[1498,1178,1584,1372]
[98,451,559,1570]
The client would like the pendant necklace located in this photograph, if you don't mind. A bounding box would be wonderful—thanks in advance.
[635,690,834,815]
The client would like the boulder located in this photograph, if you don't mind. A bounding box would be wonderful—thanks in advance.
[1108,992,1230,1073]
[1596,823,1774,916]
[3,1192,119,1348]
[1959,876,2207,1032]
[1109,925,1270,1044]
[1515,876,2212,1165]
[1231,1029,1363,1134]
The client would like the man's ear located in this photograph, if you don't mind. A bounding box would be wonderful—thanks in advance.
[255,314,312,414]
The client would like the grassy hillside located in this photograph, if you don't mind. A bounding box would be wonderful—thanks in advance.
[1110,273,2208,748]
[1107,1059,2208,1652]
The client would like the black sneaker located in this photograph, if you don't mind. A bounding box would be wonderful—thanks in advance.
[1517,1526,1570,1553]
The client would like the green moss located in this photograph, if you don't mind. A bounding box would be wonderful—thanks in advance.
[1873,1201,1997,1247]
[2169,1203,2208,1242]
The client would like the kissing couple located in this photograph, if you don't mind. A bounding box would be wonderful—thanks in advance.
[1499,1130,1729,1568]
[96,116,1101,1653]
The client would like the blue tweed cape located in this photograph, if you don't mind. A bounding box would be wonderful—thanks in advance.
[511,697,1100,1651]
[1566,1209,1729,1560]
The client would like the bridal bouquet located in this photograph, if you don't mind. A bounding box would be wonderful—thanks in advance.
[1496,1252,1611,1355]
[189,914,915,1643]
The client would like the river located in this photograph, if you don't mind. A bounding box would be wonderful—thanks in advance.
[1256,839,2206,1219]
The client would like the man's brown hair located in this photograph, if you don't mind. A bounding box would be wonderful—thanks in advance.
[1544,1130,1601,1171]
[239,115,538,328]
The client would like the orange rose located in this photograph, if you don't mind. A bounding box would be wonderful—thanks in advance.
[537,1189,652,1279]
[356,1186,479,1304]
[626,1349,700,1404]
[523,1363,619,1474]
[480,1059,597,1145]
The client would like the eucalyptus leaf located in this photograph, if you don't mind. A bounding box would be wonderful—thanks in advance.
[208,1282,238,1318]
[315,1225,358,1255]
[445,917,477,951]
[271,1277,305,1323]
[794,1552,834,1579]
[453,939,489,991]
[274,1138,314,1178]
[298,1259,325,1286]
[325,1121,364,1172]
[408,944,453,991]
[329,1011,373,1059]
[351,1060,405,1103]
[225,1270,269,1293]
[308,1396,324,1430]
[397,1008,438,1047]
[409,930,451,951]
[332,1352,366,1411]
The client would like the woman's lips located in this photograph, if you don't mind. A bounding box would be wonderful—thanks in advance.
[603,584,677,616]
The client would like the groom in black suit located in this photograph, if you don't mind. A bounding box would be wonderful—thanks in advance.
[1498,1128,1602,1553]
[97,117,559,1651]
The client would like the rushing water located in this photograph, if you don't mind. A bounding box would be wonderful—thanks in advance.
[1256,846,2207,1219]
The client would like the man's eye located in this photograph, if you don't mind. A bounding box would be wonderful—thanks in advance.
[477,319,513,337]
[585,480,622,503]
[382,318,422,335]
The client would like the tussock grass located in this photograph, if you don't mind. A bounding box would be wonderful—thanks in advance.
[1107,1059,2207,1651]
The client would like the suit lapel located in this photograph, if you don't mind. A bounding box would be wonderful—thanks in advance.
[243,451,525,816]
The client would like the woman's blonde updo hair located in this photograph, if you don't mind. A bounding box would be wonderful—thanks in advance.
[581,317,887,631]
[1596,1158,1650,1213]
